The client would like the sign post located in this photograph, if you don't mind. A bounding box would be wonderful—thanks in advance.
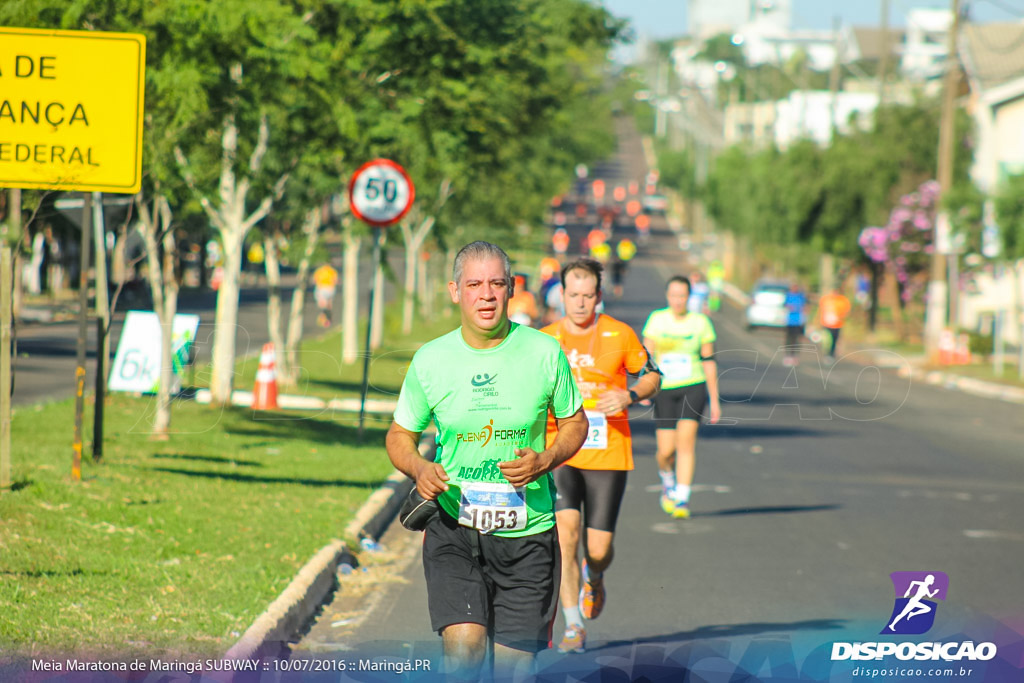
[0,27,146,480]
[1,247,12,493]
[348,159,415,439]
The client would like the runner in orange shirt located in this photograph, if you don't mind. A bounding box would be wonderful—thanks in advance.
[542,258,662,654]
[507,274,540,327]
[817,288,851,361]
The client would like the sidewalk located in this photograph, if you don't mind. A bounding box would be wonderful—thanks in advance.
[17,293,79,323]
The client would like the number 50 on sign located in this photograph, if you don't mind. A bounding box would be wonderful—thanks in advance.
[348,159,415,227]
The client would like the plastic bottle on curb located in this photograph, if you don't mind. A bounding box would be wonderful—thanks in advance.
[360,537,381,552]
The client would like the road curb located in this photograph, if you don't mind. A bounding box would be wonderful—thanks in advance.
[896,365,1024,404]
[222,436,433,662]
[193,388,398,414]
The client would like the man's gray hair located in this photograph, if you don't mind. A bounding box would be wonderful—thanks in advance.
[452,241,512,286]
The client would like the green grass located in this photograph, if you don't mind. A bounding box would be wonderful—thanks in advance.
[940,360,1024,388]
[0,308,458,657]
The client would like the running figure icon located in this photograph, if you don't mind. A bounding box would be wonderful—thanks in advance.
[888,574,939,632]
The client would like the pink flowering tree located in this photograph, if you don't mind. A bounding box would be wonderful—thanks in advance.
[858,179,940,330]
[859,180,939,298]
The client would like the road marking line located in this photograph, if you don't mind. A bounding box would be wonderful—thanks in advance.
[963,529,1024,542]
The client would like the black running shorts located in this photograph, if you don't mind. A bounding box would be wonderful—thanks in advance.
[654,382,708,423]
[553,465,629,533]
[422,510,560,653]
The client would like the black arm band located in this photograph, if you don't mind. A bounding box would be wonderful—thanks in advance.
[636,346,662,377]
[700,354,715,362]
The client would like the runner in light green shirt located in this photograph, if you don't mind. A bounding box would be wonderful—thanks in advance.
[642,276,722,521]
[394,322,582,537]
[641,307,717,389]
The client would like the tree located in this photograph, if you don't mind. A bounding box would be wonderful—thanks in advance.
[134,192,178,436]
[162,1,323,406]
[994,174,1024,261]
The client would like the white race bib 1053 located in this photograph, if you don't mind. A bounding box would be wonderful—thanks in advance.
[458,481,527,533]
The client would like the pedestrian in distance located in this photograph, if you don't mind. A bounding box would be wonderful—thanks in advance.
[643,276,721,518]
[507,273,540,327]
[611,238,636,298]
[706,260,724,312]
[816,288,851,362]
[541,258,662,654]
[312,261,339,328]
[688,270,710,315]
[783,282,808,366]
[385,241,589,682]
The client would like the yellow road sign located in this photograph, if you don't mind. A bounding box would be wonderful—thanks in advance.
[0,27,145,194]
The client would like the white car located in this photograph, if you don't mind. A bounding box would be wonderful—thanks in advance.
[745,281,790,329]
[642,194,668,214]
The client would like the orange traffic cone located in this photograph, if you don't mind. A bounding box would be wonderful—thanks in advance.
[954,333,971,365]
[938,329,955,365]
[252,343,279,410]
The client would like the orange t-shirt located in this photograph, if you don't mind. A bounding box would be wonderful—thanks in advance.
[541,315,649,470]
[818,292,851,329]
[508,291,539,321]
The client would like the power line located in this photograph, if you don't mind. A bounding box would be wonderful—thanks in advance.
[970,0,1024,19]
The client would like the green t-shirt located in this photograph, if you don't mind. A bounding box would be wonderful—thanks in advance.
[394,323,582,537]
[642,308,716,389]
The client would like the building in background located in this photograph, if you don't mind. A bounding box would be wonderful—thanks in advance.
[723,91,879,149]
[961,21,1024,195]
[900,8,952,82]
[688,0,792,40]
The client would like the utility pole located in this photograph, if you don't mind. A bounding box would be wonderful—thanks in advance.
[877,0,891,105]
[926,0,962,361]
[829,15,843,141]
[655,59,668,138]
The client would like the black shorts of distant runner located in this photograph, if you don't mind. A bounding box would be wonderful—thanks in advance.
[653,382,708,423]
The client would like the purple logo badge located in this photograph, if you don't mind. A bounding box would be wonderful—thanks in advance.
[881,571,949,635]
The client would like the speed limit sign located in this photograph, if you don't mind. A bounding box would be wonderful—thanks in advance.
[348,159,415,227]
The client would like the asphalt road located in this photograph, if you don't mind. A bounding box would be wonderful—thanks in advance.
[292,121,1024,682]
[10,249,406,407]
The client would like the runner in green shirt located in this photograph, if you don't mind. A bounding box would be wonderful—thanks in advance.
[642,275,721,519]
[387,241,588,681]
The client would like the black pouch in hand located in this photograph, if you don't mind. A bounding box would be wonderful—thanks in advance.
[399,487,439,531]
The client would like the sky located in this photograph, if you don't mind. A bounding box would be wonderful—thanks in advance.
[599,0,1024,40]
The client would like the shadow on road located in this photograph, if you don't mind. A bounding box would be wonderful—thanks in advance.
[697,425,854,440]
[725,392,864,407]
[588,618,848,651]
[693,504,841,518]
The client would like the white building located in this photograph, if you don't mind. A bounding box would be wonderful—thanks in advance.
[740,28,840,71]
[961,21,1024,194]
[688,0,792,41]
[724,91,879,149]
[900,8,951,81]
